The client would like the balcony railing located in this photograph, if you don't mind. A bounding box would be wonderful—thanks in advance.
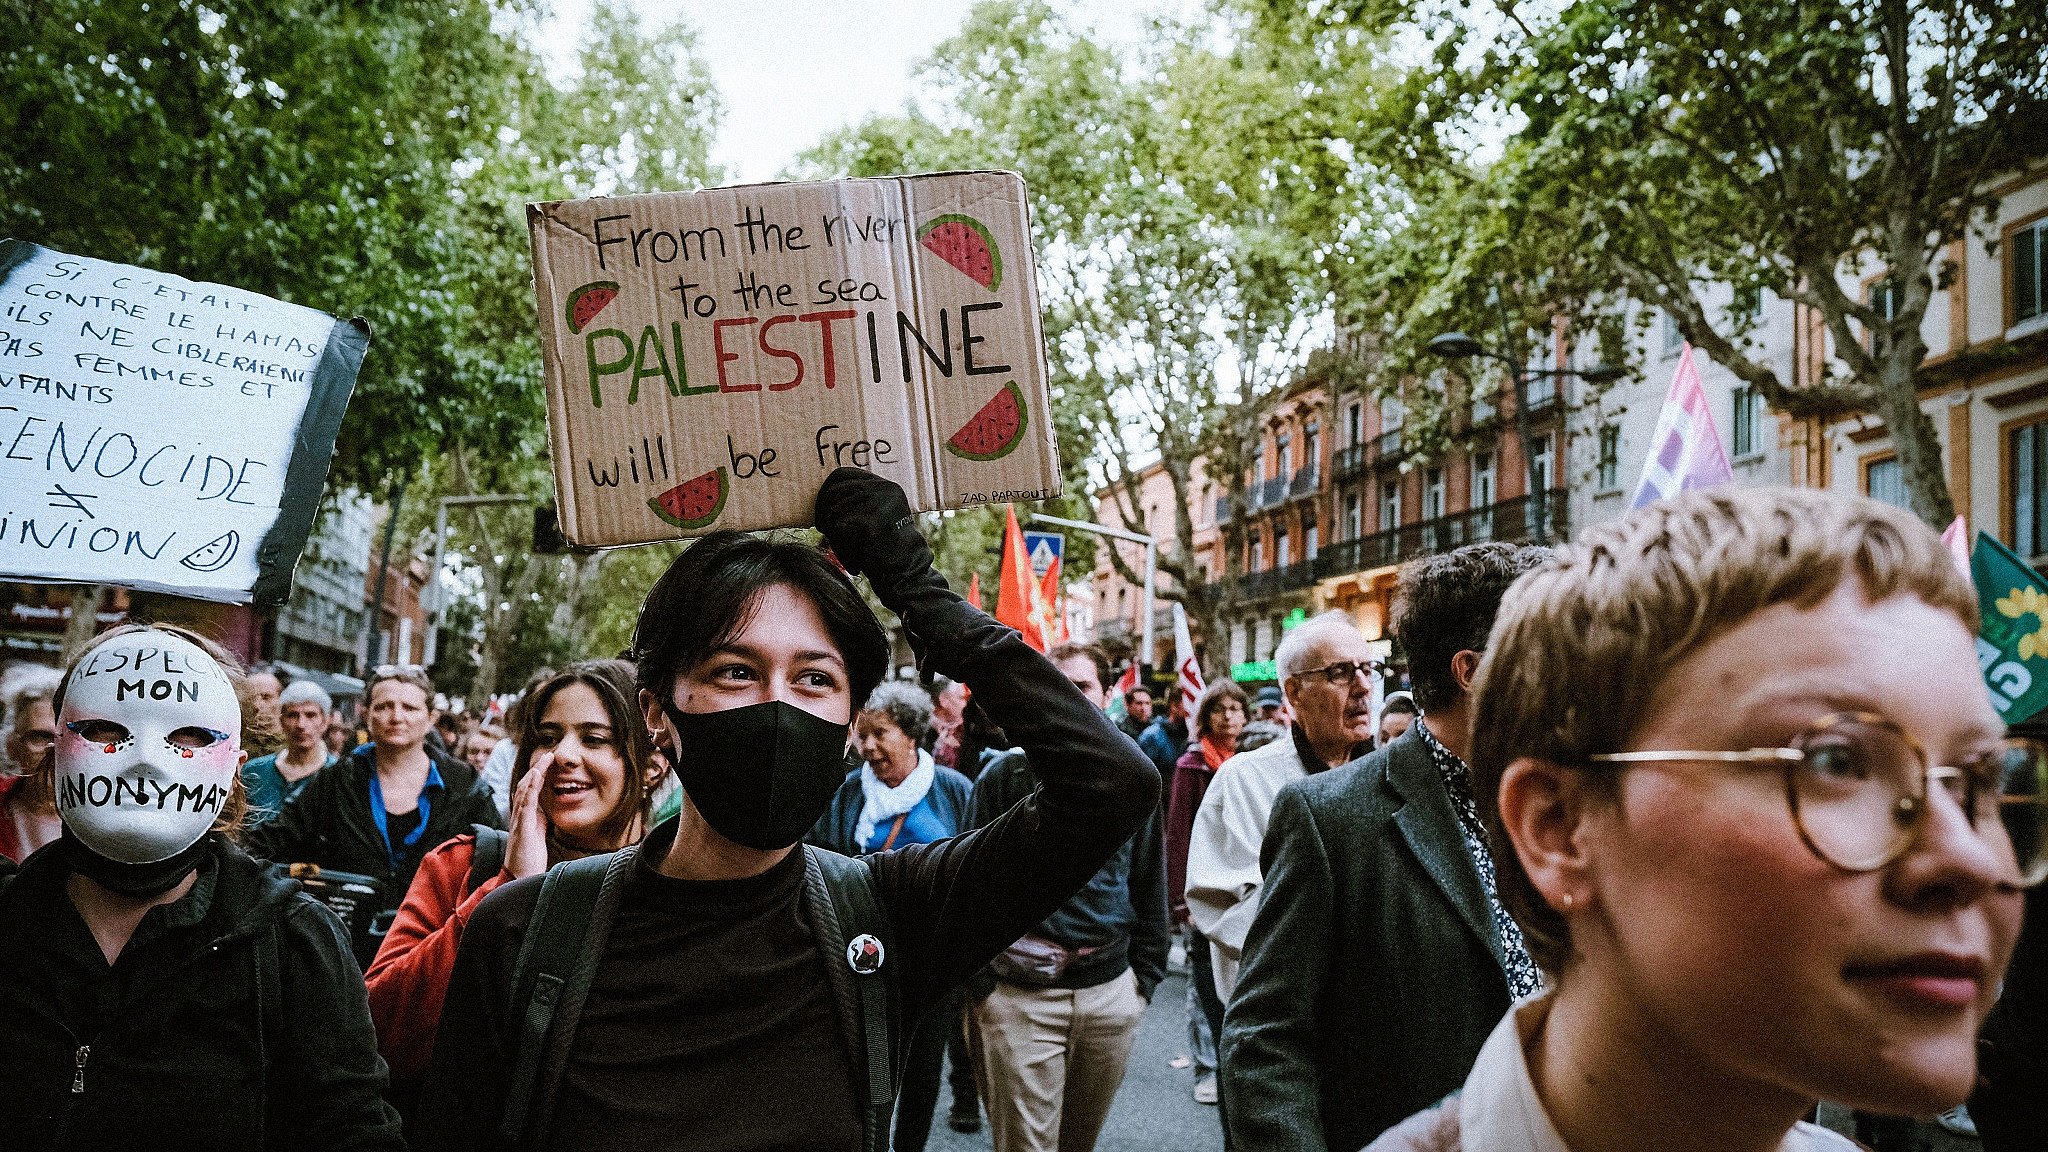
[1292,490,1570,584]
[1333,444,1368,480]
[1250,473,1290,510]
[1214,496,1235,524]
[1288,462,1320,499]
[1372,428,1407,469]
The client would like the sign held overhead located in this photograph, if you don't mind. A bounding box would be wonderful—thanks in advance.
[0,241,365,604]
[529,171,1060,546]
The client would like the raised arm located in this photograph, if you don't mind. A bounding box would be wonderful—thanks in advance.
[815,469,1160,1014]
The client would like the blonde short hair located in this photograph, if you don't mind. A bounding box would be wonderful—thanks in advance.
[1470,486,1977,973]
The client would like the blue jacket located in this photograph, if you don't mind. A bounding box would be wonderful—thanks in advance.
[1137,717,1187,779]
[809,763,976,857]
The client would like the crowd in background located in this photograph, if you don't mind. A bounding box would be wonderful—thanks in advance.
[0,476,2041,1152]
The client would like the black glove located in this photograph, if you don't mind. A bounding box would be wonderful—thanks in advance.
[814,468,946,611]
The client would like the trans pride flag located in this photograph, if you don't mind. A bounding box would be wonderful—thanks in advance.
[1629,344,1734,509]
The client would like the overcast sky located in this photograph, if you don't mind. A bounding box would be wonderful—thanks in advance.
[542,0,1190,183]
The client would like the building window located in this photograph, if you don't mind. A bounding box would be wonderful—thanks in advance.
[1249,532,1263,572]
[1304,513,1319,560]
[2014,421,2048,557]
[1379,394,1404,434]
[1303,421,1320,474]
[1867,277,1902,356]
[1346,401,1364,447]
[1275,527,1291,569]
[2015,217,2047,326]
[1731,386,1760,458]
[1532,436,1554,493]
[1230,622,1247,665]
[1597,425,1621,490]
[1423,467,1445,521]
[1473,452,1497,508]
[1661,310,1683,357]
[1865,456,1908,510]
[1380,479,1401,531]
[1345,492,1362,540]
[1275,432,1291,479]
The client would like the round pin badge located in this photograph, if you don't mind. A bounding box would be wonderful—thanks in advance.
[847,933,885,974]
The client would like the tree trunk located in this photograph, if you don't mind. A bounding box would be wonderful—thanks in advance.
[60,584,108,662]
[470,555,540,705]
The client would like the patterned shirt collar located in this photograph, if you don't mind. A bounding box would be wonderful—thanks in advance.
[1414,715,1543,1000]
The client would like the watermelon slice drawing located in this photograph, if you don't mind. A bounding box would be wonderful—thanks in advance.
[648,466,729,531]
[565,281,620,334]
[945,381,1028,462]
[179,530,240,573]
[917,214,1002,292]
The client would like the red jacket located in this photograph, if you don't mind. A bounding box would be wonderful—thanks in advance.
[365,834,507,1085]
[1165,745,1217,925]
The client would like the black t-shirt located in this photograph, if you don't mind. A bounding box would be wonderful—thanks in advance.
[546,842,858,1152]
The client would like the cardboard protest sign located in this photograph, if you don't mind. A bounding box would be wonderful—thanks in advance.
[529,171,1060,546]
[0,241,365,603]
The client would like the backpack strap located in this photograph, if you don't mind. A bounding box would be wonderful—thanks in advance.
[803,846,898,1152]
[254,911,285,1152]
[468,825,508,895]
[497,846,636,1148]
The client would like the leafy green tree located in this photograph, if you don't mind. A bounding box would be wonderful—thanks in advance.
[1251,0,2048,526]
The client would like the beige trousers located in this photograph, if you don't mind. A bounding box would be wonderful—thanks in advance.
[970,970,1146,1152]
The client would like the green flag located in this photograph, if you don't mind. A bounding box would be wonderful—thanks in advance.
[1971,532,2048,722]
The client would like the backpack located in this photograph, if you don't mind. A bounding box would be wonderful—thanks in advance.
[496,844,898,1152]
[468,825,507,894]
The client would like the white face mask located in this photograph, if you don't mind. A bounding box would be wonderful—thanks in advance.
[56,632,243,864]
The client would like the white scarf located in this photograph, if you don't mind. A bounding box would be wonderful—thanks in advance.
[855,748,936,849]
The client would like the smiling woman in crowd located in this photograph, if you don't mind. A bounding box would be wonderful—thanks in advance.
[365,659,665,1100]
[1368,488,2042,1152]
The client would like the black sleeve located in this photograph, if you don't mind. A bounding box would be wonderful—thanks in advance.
[865,595,1161,1020]
[274,897,406,1151]
[1219,783,1334,1152]
[412,878,542,1152]
[1125,805,1170,1001]
[244,767,331,865]
[454,779,505,832]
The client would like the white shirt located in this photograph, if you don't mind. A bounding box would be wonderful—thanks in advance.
[1365,993,1865,1152]
[1183,735,1311,1000]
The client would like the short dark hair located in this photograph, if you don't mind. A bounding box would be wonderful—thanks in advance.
[1381,693,1418,716]
[631,531,889,710]
[1391,542,1551,712]
[1126,685,1152,703]
[1047,642,1110,688]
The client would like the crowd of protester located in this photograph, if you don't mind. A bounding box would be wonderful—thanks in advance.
[0,472,2039,1152]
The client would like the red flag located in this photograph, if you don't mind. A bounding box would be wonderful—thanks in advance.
[966,571,982,611]
[996,506,1046,650]
[1037,564,1069,645]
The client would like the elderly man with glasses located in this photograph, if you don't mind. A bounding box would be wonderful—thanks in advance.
[1219,542,1550,1152]
[1185,612,1380,1012]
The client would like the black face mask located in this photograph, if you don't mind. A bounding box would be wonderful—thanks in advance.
[61,827,211,898]
[660,698,852,851]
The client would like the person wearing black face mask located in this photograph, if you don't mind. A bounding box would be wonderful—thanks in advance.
[416,469,1162,1152]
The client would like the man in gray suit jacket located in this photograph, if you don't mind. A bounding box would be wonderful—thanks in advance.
[1220,543,1549,1152]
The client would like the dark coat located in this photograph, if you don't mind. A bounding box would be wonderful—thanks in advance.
[1219,725,1512,1152]
[969,748,1171,1000]
[0,836,403,1151]
[245,743,502,918]
[809,761,976,856]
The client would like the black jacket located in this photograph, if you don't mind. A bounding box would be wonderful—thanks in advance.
[968,746,1171,1000]
[246,743,502,915]
[0,836,403,1151]
[1219,726,1512,1152]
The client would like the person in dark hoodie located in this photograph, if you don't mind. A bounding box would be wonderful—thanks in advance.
[0,624,402,1151]
[246,663,502,965]
[413,469,1159,1152]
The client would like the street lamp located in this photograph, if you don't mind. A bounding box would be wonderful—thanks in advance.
[1428,331,1623,543]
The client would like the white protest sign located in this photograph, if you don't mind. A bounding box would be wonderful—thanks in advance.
[529,171,1061,546]
[0,242,365,603]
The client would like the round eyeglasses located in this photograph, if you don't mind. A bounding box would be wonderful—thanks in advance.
[1590,712,2047,887]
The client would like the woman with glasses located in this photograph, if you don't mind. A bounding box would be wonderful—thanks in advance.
[1369,487,2039,1152]
[247,664,502,966]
